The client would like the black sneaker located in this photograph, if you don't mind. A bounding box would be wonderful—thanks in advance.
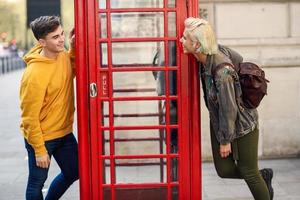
[260,168,274,200]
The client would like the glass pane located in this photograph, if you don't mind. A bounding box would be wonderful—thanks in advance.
[153,42,177,67]
[171,158,178,182]
[111,0,163,8]
[101,101,109,126]
[112,187,167,200]
[113,71,165,97]
[100,43,108,67]
[102,131,110,155]
[168,12,176,37]
[111,12,164,38]
[168,0,176,8]
[99,13,107,38]
[103,187,111,200]
[169,100,177,125]
[170,128,178,153]
[172,186,179,200]
[103,159,111,184]
[114,129,166,155]
[168,41,177,66]
[112,42,164,66]
[115,158,166,183]
[168,71,177,95]
[113,100,165,126]
[99,0,106,9]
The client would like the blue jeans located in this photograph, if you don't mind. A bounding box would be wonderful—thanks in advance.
[25,133,79,200]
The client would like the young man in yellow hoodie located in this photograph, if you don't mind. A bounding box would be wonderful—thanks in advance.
[20,16,78,200]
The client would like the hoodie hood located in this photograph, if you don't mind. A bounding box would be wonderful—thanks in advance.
[23,44,56,65]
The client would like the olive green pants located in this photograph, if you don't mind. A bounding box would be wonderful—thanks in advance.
[210,125,270,200]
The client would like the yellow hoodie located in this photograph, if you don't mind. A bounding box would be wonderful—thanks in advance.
[20,44,75,156]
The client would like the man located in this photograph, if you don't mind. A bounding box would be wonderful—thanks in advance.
[20,16,78,200]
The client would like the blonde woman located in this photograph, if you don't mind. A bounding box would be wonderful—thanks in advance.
[180,17,274,200]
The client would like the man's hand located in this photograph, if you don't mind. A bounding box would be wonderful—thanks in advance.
[219,143,232,158]
[69,27,75,49]
[36,154,51,168]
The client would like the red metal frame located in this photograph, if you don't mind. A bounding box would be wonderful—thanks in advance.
[74,0,91,199]
[75,0,200,199]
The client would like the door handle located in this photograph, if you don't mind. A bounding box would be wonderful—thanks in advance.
[90,83,97,97]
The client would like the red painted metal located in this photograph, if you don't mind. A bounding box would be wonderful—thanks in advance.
[75,0,201,199]
[74,0,92,199]
[187,1,202,200]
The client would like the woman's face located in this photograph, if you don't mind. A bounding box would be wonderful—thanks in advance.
[180,31,196,54]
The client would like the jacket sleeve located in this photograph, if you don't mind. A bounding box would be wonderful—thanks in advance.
[214,66,238,144]
[20,70,48,156]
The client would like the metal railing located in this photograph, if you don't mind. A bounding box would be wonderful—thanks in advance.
[0,56,25,75]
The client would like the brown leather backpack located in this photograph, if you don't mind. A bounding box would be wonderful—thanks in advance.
[213,62,269,109]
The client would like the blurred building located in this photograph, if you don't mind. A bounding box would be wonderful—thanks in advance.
[26,0,61,27]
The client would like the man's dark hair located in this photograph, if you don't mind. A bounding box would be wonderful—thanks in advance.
[30,16,61,40]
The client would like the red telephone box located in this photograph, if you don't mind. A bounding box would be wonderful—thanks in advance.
[75,0,201,199]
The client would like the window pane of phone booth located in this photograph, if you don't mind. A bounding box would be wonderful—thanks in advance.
[168,0,176,8]
[99,0,106,9]
[113,71,164,97]
[112,42,164,67]
[100,101,109,126]
[154,42,177,67]
[113,100,165,126]
[168,71,177,95]
[103,159,111,184]
[114,129,166,155]
[104,187,168,200]
[171,158,178,182]
[169,100,178,125]
[111,13,164,38]
[100,43,108,67]
[168,12,176,37]
[102,130,110,155]
[168,41,177,66]
[172,187,179,200]
[114,158,167,183]
[99,13,107,38]
[110,0,163,8]
[170,128,178,155]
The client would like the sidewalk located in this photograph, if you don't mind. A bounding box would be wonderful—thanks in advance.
[1,71,299,200]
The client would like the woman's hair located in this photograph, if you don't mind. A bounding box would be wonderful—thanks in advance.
[30,16,61,40]
[184,17,218,55]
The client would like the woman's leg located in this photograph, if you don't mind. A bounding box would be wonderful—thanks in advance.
[236,127,270,200]
[45,133,79,200]
[210,124,240,178]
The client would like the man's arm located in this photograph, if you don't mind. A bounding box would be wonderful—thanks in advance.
[20,70,50,168]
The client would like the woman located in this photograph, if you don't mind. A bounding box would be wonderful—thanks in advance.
[180,17,274,200]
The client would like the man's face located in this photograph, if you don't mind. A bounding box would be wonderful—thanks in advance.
[39,25,65,53]
[180,30,196,54]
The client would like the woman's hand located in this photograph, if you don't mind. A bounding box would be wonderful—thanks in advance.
[219,143,231,158]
